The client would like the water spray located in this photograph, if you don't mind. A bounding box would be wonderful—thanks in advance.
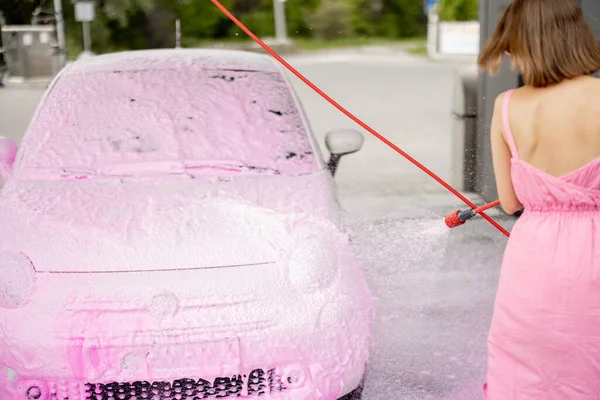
[445,200,501,229]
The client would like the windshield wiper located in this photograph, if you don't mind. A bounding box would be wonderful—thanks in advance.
[184,161,280,175]
[17,167,96,179]
[18,162,280,179]
[97,161,280,176]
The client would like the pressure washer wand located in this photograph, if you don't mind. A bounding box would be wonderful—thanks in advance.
[445,200,501,228]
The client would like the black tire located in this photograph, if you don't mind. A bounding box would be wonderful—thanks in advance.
[337,375,365,400]
[337,386,363,400]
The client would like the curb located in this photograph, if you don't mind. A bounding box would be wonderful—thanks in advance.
[2,77,51,89]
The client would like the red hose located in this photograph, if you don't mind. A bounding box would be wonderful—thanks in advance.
[210,0,510,238]
[445,200,503,229]
[474,200,501,214]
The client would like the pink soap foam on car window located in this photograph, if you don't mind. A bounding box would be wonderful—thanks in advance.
[16,64,318,177]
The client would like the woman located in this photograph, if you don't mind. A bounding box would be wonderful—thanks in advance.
[478,0,600,398]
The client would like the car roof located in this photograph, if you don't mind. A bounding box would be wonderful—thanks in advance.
[60,48,283,76]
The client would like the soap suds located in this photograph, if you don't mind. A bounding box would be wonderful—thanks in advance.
[0,252,36,309]
[0,49,373,399]
[16,67,318,177]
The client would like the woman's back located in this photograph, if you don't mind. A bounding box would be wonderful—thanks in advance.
[476,1,600,397]
[486,83,600,399]
[510,75,600,178]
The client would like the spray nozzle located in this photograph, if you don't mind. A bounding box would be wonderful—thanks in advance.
[445,209,476,228]
[444,200,501,229]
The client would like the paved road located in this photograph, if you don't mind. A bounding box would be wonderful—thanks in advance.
[0,49,515,400]
[0,84,45,143]
[286,48,456,197]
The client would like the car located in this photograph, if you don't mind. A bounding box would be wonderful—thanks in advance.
[0,49,373,400]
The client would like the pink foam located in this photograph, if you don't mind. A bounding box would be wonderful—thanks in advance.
[15,57,321,178]
[0,49,374,400]
[0,136,17,180]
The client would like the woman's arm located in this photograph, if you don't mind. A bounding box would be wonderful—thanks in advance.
[491,92,523,215]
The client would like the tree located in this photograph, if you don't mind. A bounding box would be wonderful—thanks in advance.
[67,0,162,54]
[163,0,235,39]
[437,0,478,21]
[0,0,38,24]
[101,0,154,27]
[371,0,425,38]
[278,0,320,37]
[307,0,355,40]
[225,0,320,39]
[0,0,430,52]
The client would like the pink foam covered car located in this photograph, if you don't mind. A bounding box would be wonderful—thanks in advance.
[0,49,373,400]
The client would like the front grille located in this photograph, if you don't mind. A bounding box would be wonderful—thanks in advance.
[47,381,83,400]
[84,368,287,399]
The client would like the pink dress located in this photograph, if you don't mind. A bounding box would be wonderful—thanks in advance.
[484,89,600,399]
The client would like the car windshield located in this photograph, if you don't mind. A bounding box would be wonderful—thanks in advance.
[14,67,320,177]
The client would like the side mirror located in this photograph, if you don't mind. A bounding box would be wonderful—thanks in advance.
[324,129,364,176]
[0,137,17,182]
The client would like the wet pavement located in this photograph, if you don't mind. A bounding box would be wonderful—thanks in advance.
[345,195,514,400]
[0,48,515,400]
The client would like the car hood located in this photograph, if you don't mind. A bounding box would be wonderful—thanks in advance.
[0,170,340,272]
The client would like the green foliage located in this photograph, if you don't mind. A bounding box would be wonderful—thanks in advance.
[347,0,426,38]
[173,0,236,39]
[0,0,36,24]
[0,0,429,54]
[284,0,320,37]
[223,0,320,39]
[307,0,355,40]
[438,0,478,21]
[230,8,275,37]
[350,0,376,37]
[376,0,426,38]
[101,0,154,27]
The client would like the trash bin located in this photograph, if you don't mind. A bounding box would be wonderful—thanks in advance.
[1,25,59,82]
[450,64,478,192]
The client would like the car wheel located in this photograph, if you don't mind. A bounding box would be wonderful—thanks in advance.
[337,375,365,400]
[337,386,363,400]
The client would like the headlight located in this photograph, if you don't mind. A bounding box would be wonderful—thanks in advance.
[0,252,36,308]
[287,236,339,292]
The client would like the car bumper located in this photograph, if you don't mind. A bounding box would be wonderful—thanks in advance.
[1,365,366,400]
[0,261,372,399]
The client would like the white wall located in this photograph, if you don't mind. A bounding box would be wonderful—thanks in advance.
[438,21,480,55]
[427,14,480,59]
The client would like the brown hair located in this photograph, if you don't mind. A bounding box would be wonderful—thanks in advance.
[478,0,600,88]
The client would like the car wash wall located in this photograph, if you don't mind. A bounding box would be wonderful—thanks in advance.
[474,0,600,203]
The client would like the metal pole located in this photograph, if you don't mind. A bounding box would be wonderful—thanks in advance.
[273,0,287,43]
[82,21,91,52]
[53,0,66,66]
[175,19,181,48]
